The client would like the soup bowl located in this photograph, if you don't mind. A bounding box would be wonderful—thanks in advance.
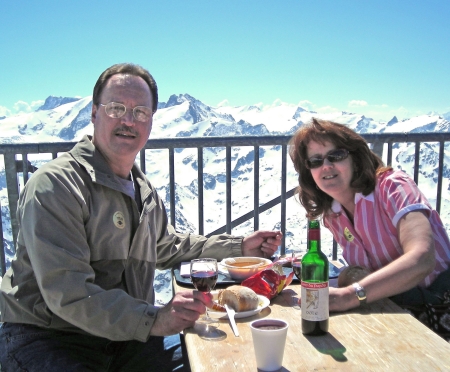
[221,257,272,280]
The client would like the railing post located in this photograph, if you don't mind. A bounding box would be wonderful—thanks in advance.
[22,154,29,184]
[0,197,6,275]
[436,142,444,214]
[387,142,393,166]
[332,240,338,261]
[139,149,146,173]
[4,153,20,251]
[280,145,287,255]
[226,146,232,234]
[253,145,260,231]
[197,147,204,235]
[169,148,176,228]
[413,142,420,184]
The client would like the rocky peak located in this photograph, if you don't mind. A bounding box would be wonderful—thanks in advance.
[37,96,80,111]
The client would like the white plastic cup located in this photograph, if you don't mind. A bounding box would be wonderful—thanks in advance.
[250,319,289,371]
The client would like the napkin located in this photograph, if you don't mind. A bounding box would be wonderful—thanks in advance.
[180,262,191,277]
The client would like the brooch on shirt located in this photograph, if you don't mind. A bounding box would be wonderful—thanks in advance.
[113,211,126,229]
[344,227,354,242]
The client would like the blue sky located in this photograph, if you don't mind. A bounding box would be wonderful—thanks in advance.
[1,0,449,121]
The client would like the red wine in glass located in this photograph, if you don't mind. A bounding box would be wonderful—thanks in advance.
[291,249,304,281]
[292,261,302,281]
[191,271,218,292]
[190,258,225,340]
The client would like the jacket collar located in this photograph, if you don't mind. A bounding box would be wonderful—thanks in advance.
[70,135,151,198]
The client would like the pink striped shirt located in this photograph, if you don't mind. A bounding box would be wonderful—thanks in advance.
[323,170,450,287]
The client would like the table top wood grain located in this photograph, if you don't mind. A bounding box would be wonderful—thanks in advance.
[174,277,450,371]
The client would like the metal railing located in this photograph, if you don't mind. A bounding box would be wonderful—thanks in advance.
[1,132,449,275]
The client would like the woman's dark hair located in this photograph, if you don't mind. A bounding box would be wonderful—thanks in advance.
[92,63,158,113]
[288,118,391,219]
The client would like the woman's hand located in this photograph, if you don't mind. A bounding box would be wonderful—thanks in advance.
[329,286,361,312]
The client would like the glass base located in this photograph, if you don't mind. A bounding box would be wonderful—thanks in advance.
[196,313,216,324]
[193,322,227,341]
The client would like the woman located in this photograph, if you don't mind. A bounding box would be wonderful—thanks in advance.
[289,118,450,314]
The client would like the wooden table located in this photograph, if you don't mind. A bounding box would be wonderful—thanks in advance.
[174,278,450,371]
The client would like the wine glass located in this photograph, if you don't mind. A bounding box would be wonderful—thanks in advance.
[291,249,304,281]
[190,258,226,340]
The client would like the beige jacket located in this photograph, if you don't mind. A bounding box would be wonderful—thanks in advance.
[0,136,242,341]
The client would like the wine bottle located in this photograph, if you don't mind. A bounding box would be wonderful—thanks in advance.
[301,219,329,335]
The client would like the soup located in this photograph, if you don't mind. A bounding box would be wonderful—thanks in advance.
[228,261,260,268]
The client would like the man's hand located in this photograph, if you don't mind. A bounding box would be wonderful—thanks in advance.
[149,290,213,336]
[242,231,282,258]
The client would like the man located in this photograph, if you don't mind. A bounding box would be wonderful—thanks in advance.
[0,63,281,371]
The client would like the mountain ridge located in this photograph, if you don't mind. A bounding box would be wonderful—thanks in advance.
[1,94,450,304]
[1,94,449,251]
[1,93,450,144]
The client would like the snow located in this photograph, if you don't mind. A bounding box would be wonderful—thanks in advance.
[386,114,442,132]
[1,93,450,305]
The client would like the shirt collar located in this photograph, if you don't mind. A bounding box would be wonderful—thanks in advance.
[355,191,374,203]
[331,191,375,213]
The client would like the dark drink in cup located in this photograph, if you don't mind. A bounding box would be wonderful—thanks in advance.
[250,319,289,371]
[254,325,285,330]
[292,261,302,280]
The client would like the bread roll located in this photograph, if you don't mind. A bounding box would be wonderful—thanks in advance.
[218,285,259,312]
[337,265,371,287]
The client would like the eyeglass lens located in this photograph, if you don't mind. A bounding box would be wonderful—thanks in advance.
[306,149,349,169]
[103,102,152,122]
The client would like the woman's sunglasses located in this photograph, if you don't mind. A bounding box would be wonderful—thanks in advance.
[305,149,350,169]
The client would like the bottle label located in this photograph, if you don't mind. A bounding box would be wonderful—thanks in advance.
[301,281,329,321]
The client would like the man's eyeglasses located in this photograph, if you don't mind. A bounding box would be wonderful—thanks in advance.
[305,149,350,169]
[99,102,153,122]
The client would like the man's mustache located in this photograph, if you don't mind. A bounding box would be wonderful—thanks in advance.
[113,127,138,137]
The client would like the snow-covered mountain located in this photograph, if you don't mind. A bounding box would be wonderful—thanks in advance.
[2,93,450,241]
[1,96,93,143]
[1,94,450,304]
